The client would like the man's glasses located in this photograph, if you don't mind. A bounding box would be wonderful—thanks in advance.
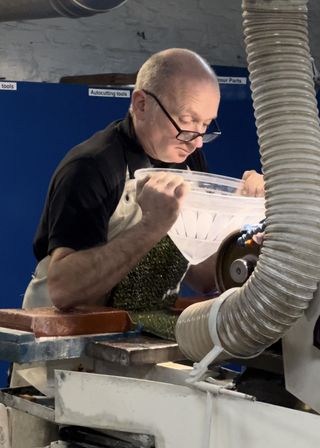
[143,89,221,143]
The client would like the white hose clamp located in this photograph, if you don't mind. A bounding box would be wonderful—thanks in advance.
[209,287,267,360]
[208,288,240,346]
[187,288,240,384]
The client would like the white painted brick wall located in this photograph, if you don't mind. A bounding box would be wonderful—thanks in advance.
[0,0,245,82]
[0,0,318,82]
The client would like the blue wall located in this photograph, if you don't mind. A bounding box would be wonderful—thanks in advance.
[209,66,261,177]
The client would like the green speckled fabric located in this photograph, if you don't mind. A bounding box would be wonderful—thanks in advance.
[129,310,179,341]
[111,235,188,339]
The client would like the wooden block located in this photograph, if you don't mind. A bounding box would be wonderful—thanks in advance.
[59,73,137,86]
[170,297,207,314]
[171,294,220,314]
[0,307,132,337]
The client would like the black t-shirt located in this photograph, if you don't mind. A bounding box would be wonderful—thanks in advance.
[33,114,208,262]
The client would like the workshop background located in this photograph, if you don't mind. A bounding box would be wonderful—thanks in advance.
[0,0,319,82]
[0,0,320,387]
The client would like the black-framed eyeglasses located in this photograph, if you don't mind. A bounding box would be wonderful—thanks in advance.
[142,89,221,143]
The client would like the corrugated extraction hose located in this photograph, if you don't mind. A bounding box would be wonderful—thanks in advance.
[0,0,127,21]
[176,0,320,362]
[50,0,128,18]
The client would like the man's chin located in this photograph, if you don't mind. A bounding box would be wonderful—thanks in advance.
[160,148,192,164]
[176,152,191,162]
[165,155,188,164]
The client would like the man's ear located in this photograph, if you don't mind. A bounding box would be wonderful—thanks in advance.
[131,90,147,120]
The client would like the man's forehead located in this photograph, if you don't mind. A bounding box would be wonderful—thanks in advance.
[179,105,218,122]
[172,75,219,92]
[169,82,220,117]
[169,77,219,97]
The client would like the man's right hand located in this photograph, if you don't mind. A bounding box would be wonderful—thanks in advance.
[136,171,190,235]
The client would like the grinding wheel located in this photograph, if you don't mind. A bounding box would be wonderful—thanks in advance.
[215,230,261,293]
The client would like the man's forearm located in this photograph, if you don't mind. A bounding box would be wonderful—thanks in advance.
[48,219,165,309]
[184,253,217,294]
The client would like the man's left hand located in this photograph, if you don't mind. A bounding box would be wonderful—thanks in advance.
[241,170,264,197]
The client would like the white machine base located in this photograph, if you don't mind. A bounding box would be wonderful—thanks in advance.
[54,363,320,448]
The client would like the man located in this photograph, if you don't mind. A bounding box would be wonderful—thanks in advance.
[23,48,264,320]
[11,47,265,448]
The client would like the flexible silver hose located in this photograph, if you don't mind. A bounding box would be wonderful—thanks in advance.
[176,0,320,360]
[0,0,127,21]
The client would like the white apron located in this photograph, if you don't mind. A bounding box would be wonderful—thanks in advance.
[22,174,141,309]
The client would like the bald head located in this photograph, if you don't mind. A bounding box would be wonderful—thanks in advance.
[130,49,220,164]
[134,48,218,97]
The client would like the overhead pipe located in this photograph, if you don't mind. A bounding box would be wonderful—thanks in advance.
[176,0,320,374]
[0,0,127,21]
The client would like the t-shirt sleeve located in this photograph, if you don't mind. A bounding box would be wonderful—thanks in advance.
[47,158,116,253]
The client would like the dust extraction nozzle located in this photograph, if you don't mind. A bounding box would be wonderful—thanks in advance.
[0,0,128,21]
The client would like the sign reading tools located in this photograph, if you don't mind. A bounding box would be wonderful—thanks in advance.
[88,88,131,98]
[0,82,17,90]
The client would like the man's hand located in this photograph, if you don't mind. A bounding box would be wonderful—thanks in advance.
[252,232,265,245]
[241,170,264,197]
[136,172,190,235]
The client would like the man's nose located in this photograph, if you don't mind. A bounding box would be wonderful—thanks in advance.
[193,135,204,149]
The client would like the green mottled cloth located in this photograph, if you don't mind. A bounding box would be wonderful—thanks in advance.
[111,235,188,339]
[129,310,179,341]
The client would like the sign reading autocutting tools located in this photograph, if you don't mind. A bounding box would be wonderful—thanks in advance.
[88,88,131,98]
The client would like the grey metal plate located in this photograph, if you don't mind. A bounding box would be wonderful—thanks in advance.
[86,336,184,366]
[0,386,54,421]
[0,326,140,363]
